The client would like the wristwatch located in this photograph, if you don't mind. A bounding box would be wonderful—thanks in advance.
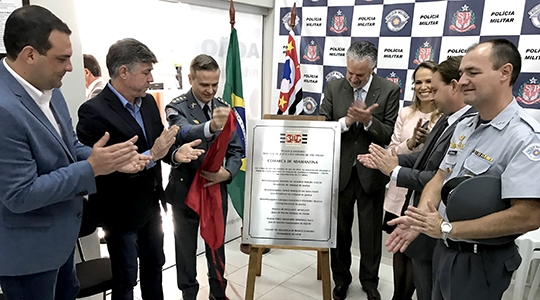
[441,221,452,245]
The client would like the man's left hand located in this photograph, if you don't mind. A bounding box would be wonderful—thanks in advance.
[201,166,231,187]
[347,102,379,124]
[150,125,179,160]
[368,143,398,176]
[117,153,152,174]
[405,201,444,239]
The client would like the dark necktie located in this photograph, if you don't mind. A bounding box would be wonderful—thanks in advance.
[203,104,211,121]
[417,116,449,170]
[401,116,449,212]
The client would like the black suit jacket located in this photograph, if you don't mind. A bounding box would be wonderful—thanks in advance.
[77,85,172,231]
[319,75,400,193]
[397,106,477,259]
[163,90,243,208]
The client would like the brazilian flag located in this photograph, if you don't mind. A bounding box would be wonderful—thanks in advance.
[223,27,246,218]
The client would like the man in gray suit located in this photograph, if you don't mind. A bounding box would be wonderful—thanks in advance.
[0,6,141,300]
[319,41,400,300]
[164,54,243,300]
[359,56,475,300]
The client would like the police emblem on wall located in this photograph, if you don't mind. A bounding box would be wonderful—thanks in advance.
[413,41,434,65]
[386,72,403,93]
[385,9,410,32]
[378,69,406,100]
[283,12,301,32]
[303,0,327,5]
[517,77,540,105]
[322,66,346,92]
[300,36,325,65]
[280,8,303,35]
[409,37,441,69]
[529,4,540,28]
[303,96,318,114]
[330,10,348,34]
[326,7,353,36]
[325,70,344,82]
[303,40,321,62]
[380,4,414,37]
[450,4,476,33]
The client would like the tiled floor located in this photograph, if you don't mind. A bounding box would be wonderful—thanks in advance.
[97,210,540,300]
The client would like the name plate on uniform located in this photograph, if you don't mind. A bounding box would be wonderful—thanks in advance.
[243,120,340,248]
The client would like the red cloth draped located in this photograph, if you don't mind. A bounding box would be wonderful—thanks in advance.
[185,109,237,250]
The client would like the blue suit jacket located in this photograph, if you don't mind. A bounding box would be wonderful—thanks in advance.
[0,62,96,276]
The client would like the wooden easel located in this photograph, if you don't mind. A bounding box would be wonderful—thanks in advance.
[244,114,331,300]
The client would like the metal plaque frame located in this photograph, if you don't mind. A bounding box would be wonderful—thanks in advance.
[243,119,340,248]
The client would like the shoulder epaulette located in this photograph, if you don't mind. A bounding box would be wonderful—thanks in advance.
[170,94,187,104]
[216,96,230,107]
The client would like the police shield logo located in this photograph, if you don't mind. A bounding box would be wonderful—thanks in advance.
[303,40,321,62]
[413,41,433,65]
[529,4,540,28]
[303,96,318,114]
[450,4,476,33]
[385,72,403,93]
[517,77,540,105]
[282,12,300,32]
[330,10,348,34]
[523,143,540,161]
[385,9,410,32]
[325,70,344,82]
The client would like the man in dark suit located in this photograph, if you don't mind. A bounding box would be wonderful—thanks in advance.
[77,38,203,300]
[164,54,243,300]
[319,41,400,300]
[0,6,141,300]
[358,56,475,300]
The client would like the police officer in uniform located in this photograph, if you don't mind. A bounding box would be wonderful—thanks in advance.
[386,39,540,300]
[164,54,243,300]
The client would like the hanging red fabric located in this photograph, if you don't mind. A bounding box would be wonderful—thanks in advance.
[185,109,237,250]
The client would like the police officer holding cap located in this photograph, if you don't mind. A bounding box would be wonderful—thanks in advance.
[386,39,540,300]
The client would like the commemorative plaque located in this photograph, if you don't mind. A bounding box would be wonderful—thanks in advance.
[243,120,340,248]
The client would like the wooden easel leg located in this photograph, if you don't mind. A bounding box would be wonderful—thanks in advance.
[317,250,322,280]
[245,246,260,300]
[256,246,263,276]
[320,249,331,300]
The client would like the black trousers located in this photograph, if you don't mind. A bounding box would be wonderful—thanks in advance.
[331,170,384,289]
[172,199,228,300]
[411,257,432,300]
[432,240,521,300]
[104,207,165,300]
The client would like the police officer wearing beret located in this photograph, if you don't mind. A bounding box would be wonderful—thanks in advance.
[164,54,243,300]
[387,39,540,299]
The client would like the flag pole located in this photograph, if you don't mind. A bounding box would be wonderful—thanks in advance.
[229,0,235,29]
[290,3,296,30]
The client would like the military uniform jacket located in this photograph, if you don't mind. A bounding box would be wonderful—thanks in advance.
[164,90,243,207]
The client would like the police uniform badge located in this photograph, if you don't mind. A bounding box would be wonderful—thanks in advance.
[523,143,540,161]
[166,107,178,118]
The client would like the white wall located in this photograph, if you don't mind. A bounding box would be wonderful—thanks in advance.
[30,0,87,126]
